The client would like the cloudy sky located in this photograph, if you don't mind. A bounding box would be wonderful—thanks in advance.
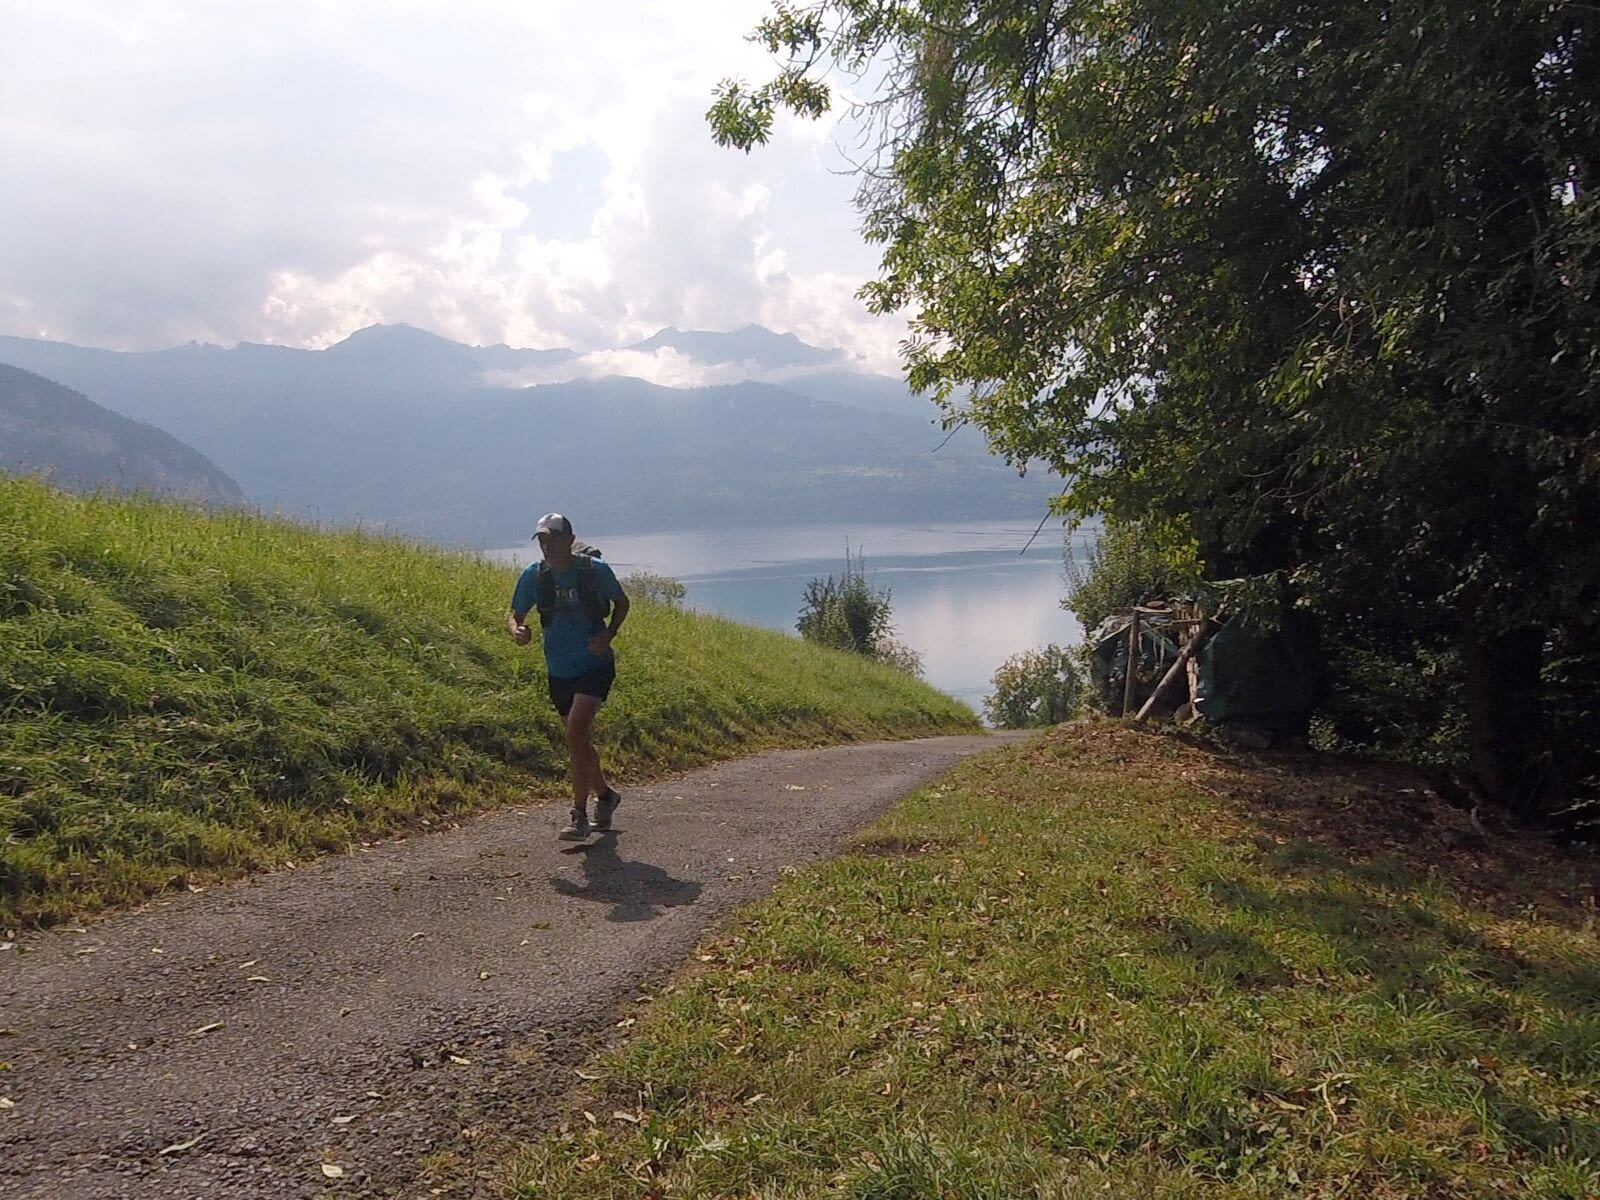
[0,0,906,368]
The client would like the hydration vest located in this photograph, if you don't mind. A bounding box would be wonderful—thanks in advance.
[533,546,611,631]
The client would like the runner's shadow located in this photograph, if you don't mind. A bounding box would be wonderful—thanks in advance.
[550,832,702,922]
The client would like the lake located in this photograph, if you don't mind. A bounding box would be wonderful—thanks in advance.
[487,521,1092,711]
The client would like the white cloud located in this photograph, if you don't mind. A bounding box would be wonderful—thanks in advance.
[482,347,867,391]
[0,0,907,370]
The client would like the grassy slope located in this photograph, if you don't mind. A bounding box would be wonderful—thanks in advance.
[503,724,1600,1200]
[0,478,976,926]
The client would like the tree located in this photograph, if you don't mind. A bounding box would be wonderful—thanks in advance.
[621,571,687,609]
[712,1,1600,820]
[1064,518,1202,633]
[985,644,1080,728]
[797,549,924,674]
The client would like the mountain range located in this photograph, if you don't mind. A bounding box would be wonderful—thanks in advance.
[0,363,244,505]
[0,324,1056,544]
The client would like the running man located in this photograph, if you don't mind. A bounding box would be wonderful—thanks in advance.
[508,512,630,840]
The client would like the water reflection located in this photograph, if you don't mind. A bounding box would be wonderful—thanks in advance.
[487,520,1093,708]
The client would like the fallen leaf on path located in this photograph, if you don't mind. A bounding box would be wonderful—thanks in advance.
[573,1068,599,1080]
[158,1134,202,1155]
[784,784,806,791]
[448,1055,471,1066]
[190,1021,224,1036]
[239,960,256,968]
[478,971,491,980]
[0,1097,14,1109]
[247,975,270,983]
[582,1110,596,1124]
[330,1114,356,1125]
[365,1090,382,1099]
[612,1110,641,1124]
[410,932,427,940]
[321,1163,345,1178]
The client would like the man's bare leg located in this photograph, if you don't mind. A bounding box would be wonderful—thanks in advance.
[564,693,608,810]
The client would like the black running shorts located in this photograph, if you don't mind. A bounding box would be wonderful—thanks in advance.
[547,660,616,716]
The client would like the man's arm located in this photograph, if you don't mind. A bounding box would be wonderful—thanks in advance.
[508,563,538,644]
[508,608,532,644]
[607,594,630,638]
[588,575,629,654]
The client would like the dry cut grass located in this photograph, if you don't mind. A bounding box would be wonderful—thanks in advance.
[497,723,1600,1199]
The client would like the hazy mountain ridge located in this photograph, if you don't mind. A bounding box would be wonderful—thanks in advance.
[0,325,1053,543]
[0,363,245,505]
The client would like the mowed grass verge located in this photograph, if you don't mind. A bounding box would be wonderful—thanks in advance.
[0,478,976,927]
[503,723,1600,1199]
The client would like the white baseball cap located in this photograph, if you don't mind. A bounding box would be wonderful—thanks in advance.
[533,512,573,538]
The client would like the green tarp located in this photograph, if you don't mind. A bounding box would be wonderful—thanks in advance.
[1193,622,1326,732]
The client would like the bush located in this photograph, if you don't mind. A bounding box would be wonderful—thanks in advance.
[984,644,1081,728]
[1064,518,1203,631]
[621,570,687,609]
[797,550,923,676]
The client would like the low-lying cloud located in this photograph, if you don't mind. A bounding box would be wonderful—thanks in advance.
[481,347,864,391]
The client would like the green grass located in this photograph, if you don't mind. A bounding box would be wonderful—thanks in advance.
[0,478,976,926]
[501,724,1600,1199]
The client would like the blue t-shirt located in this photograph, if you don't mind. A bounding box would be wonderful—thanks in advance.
[511,557,625,679]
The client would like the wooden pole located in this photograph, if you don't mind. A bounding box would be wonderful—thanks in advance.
[1135,618,1213,722]
[1122,609,1140,717]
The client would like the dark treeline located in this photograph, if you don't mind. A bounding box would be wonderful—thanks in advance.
[714,0,1600,827]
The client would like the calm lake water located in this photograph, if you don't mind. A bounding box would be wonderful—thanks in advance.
[489,521,1092,712]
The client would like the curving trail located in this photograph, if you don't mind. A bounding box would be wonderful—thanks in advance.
[0,732,1029,1199]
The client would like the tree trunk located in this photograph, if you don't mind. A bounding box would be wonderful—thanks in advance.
[1460,609,1547,818]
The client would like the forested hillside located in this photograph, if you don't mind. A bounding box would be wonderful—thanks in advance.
[0,363,243,505]
[0,324,1056,542]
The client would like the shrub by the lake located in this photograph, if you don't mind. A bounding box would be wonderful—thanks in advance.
[620,570,687,609]
[984,643,1081,728]
[797,549,923,676]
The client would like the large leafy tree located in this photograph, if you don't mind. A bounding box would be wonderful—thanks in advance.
[712,1,1600,818]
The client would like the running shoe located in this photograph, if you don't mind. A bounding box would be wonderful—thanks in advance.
[593,788,622,831]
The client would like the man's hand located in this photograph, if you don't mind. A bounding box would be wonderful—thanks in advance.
[508,613,532,645]
[588,630,613,656]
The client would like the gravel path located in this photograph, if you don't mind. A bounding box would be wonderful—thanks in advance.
[0,732,1026,1199]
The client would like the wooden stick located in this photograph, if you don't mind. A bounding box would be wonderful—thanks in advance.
[1135,618,1214,722]
[1122,609,1140,717]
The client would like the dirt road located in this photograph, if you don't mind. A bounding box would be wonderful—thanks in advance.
[0,732,1026,1198]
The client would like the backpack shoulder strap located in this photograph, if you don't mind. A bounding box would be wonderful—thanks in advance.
[574,555,611,629]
